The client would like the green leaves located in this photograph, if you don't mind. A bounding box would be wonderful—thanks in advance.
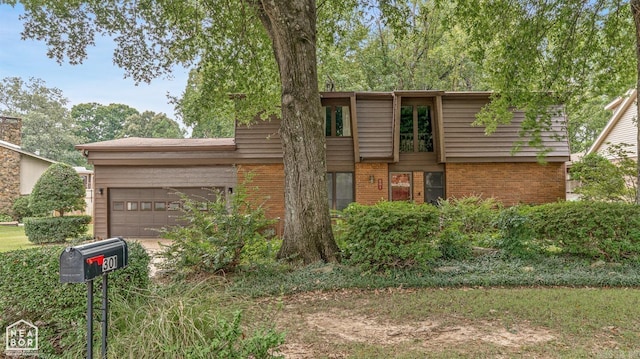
[30,163,86,216]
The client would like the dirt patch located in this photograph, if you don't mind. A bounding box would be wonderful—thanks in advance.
[276,309,555,358]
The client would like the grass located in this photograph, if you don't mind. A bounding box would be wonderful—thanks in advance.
[0,225,34,252]
[0,224,94,252]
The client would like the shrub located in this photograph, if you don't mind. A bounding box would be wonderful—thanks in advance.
[527,201,640,261]
[11,195,32,221]
[494,205,541,258]
[438,196,503,246]
[24,215,91,244]
[0,213,12,222]
[159,186,276,276]
[437,226,473,260]
[340,201,441,271]
[30,163,86,216]
[0,241,150,357]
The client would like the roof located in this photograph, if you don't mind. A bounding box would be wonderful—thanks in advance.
[76,137,236,152]
[0,140,57,164]
[587,89,637,155]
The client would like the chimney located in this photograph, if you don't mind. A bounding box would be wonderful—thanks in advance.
[0,116,22,145]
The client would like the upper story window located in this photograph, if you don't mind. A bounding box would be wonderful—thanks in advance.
[400,100,433,152]
[323,99,351,137]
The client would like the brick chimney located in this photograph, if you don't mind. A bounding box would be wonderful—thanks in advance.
[0,116,22,216]
[0,116,21,145]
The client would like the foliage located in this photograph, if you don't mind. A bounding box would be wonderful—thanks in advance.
[0,241,150,357]
[571,144,637,203]
[0,213,12,222]
[0,76,85,165]
[109,283,284,359]
[11,195,32,222]
[494,205,541,259]
[159,186,276,276]
[340,201,441,271]
[449,0,635,154]
[30,163,86,216]
[71,102,138,143]
[23,215,91,244]
[527,201,640,261]
[437,196,503,247]
[119,110,185,138]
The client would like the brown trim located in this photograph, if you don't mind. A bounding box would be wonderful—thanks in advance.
[435,95,445,163]
[321,91,356,98]
[442,91,493,99]
[355,92,394,99]
[393,94,400,163]
[394,90,444,98]
[445,156,570,163]
[350,95,360,163]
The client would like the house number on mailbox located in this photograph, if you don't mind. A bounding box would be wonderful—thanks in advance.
[102,255,118,272]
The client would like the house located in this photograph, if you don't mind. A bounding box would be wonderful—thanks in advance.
[0,116,95,217]
[586,89,638,159]
[76,91,570,239]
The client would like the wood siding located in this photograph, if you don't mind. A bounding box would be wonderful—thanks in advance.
[442,98,570,162]
[356,99,394,160]
[93,165,236,239]
[327,137,355,171]
[234,119,283,162]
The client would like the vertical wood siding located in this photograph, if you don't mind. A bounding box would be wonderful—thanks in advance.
[356,99,394,160]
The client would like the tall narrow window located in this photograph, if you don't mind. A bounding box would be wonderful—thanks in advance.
[424,172,445,204]
[390,172,412,201]
[323,103,351,137]
[326,172,354,210]
[400,102,433,153]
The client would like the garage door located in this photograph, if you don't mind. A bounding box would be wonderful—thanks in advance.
[109,187,222,237]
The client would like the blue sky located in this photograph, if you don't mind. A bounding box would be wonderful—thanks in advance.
[0,4,189,122]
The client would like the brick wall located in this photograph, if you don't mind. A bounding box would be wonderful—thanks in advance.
[355,162,388,205]
[446,162,566,205]
[0,117,22,215]
[237,164,285,235]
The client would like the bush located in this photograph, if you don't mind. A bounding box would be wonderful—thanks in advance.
[0,241,150,357]
[438,196,503,247]
[159,186,276,276]
[11,195,32,221]
[24,215,92,244]
[30,163,86,216]
[527,201,640,261]
[0,213,12,222]
[494,205,541,258]
[340,201,441,271]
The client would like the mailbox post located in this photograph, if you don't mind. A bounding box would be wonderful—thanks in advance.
[60,237,128,359]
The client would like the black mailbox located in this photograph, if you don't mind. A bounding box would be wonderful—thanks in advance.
[59,237,128,283]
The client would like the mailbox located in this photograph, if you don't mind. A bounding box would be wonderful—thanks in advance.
[59,237,128,283]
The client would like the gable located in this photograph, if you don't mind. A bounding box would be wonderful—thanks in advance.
[587,89,637,159]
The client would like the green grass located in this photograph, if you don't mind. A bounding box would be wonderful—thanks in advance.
[0,224,94,252]
[0,225,33,252]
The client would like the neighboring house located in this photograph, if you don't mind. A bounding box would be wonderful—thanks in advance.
[587,89,638,159]
[0,116,94,216]
[77,91,570,239]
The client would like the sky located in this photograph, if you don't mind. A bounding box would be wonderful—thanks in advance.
[0,4,190,124]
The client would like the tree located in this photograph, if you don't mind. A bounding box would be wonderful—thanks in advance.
[71,102,139,143]
[449,0,637,198]
[119,111,185,138]
[30,163,86,216]
[8,0,384,263]
[0,77,85,165]
[571,144,638,203]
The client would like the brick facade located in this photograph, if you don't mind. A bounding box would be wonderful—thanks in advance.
[445,162,566,205]
[0,117,22,215]
[355,162,388,205]
[238,164,286,235]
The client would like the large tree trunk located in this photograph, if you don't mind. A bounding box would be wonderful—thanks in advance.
[255,0,340,263]
[633,0,640,204]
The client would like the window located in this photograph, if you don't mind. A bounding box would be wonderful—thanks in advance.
[126,201,138,211]
[390,172,412,201]
[326,172,354,210]
[324,104,351,137]
[400,102,433,153]
[112,201,124,211]
[154,202,167,211]
[168,201,181,211]
[140,201,152,211]
[424,172,445,204]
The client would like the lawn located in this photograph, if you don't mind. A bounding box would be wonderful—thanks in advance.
[0,225,33,252]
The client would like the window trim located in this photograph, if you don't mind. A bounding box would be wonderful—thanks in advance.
[389,171,413,201]
[322,98,352,137]
[399,99,434,153]
[424,171,445,205]
[326,171,355,210]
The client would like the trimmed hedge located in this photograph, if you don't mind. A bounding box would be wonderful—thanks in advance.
[24,215,92,244]
[0,240,150,357]
[340,201,441,271]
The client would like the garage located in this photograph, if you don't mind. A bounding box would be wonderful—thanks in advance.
[109,187,223,237]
